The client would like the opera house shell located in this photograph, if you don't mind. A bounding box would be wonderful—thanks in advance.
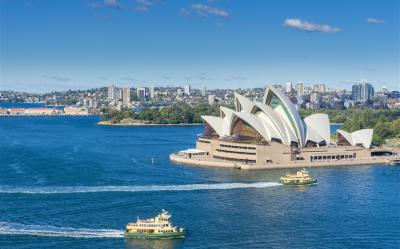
[171,86,394,169]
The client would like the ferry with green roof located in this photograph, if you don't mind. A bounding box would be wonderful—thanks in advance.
[280,169,317,186]
[124,210,185,239]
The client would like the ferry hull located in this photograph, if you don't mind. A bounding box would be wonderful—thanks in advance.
[124,231,185,239]
[280,179,317,186]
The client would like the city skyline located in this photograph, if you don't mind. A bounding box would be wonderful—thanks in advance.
[1,0,399,92]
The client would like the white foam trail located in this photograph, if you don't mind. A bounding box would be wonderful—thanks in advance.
[0,222,123,238]
[0,182,281,194]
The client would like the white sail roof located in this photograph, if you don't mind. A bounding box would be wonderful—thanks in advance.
[231,112,271,141]
[252,102,297,145]
[337,129,373,149]
[220,106,235,136]
[263,86,306,147]
[304,113,331,144]
[234,93,254,113]
[201,116,224,137]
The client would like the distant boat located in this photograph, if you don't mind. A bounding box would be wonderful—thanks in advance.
[386,158,400,165]
[124,210,186,239]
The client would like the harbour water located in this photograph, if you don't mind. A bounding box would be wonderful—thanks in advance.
[0,116,399,248]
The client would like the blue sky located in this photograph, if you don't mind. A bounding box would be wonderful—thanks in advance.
[1,0,399,92]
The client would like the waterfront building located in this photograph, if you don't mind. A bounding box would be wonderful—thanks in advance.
[108,85,119,100]
[63,107,89,115]
[123,87,131,103]
[171,85,395,169]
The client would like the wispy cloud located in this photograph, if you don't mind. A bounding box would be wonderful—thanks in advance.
[135,0,158,12]
[366,18,385,24]
[364,68,377,72]
[191,3,229,18]
[42,75,70,82]
[283,18,340,33]
[89,0,122,9]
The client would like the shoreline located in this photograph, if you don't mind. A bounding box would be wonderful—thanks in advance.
[170,153,396,170]
[98,121,203,126]
[0,114,99,117]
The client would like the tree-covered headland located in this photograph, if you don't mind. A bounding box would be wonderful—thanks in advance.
[101,103,223,125]
[102,105,400,146]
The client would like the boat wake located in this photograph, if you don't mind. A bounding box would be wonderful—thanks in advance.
[0,182,281,194]
[0,222,123,238]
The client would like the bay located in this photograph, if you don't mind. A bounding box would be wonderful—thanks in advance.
[0,116,399,249]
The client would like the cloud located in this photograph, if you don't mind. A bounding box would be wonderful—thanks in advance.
[366,18,385,24]
[283,18,340,33]
[42,75,70,82]
[135,0,156,12]
[191,3,229,18]
[364,68,377,72]
[89,0,122,9]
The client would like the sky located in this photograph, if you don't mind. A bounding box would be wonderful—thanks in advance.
[0,0,399,92]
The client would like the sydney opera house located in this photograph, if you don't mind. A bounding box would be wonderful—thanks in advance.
[170,86,395,169]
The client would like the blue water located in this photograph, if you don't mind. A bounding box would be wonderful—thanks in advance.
[0,117,399,249]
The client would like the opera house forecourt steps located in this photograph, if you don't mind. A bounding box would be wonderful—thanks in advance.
[170,85,398,170]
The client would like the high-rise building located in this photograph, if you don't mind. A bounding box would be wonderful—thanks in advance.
[201,86,207,97]
[286,81,292,93]
[137,87,147,101]
[296,82,304,96]
[352,83,374,102]
[108,85,119,100]
[184,85,191,95]
[313,84,326,93]
[123,87,131,103]
[208,95,216,105]
[150,86,155,99]
[118,88,123,100]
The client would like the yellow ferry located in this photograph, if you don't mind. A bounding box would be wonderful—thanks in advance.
[280,169,317,186]
[124,210,185,239]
